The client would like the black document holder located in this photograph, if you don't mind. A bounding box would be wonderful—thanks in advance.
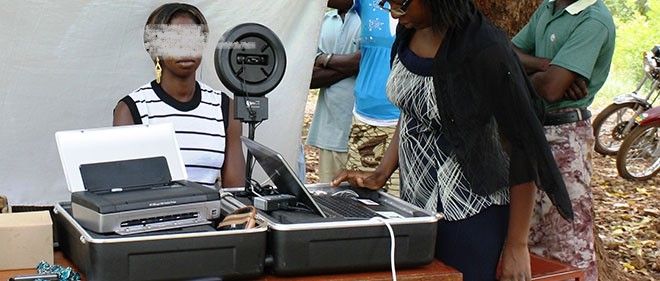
[79,156,171,192]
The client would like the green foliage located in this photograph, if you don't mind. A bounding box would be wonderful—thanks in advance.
[604,0,649,21]
[595,0,660,109]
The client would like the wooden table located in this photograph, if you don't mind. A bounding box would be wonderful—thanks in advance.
[0,251,584,281]
[257,260,462,281]
[0,252,77,280]
[0,252,460,281]
[528,254,585,281]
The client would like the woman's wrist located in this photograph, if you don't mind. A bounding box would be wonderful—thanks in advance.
[371,170,390,187]
[504,239,528,249]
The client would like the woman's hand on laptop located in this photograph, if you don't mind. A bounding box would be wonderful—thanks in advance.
[330,169,386,190]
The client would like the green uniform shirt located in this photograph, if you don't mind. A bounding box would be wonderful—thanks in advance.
[512,0,615,110]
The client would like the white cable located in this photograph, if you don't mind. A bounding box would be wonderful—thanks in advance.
[250,186,263,198]
[371,217,397,281]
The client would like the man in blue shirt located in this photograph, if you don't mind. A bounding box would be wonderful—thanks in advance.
[328,0,401,196]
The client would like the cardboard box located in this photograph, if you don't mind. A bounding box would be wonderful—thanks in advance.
[0,211,54,270]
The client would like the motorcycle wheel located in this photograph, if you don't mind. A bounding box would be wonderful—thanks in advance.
[616,123,660,180]
[592,103,640,155]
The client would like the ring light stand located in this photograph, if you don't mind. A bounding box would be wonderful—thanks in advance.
[214,23,286,192]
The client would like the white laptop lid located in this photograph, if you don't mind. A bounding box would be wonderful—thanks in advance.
[55,123,187,192]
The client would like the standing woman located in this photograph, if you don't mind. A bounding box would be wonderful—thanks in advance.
[113,3,245,189]
[332,0,573,280]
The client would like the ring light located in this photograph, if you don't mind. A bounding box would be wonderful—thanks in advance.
[214,23,286,97]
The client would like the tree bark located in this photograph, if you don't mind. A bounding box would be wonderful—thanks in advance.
[473,1,635,280]
[473,0,542,37]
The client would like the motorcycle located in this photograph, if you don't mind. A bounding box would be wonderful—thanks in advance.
[592,45,660,155]
[616,106,660,180]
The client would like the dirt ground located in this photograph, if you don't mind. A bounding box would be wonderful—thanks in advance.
[592,154,660,280]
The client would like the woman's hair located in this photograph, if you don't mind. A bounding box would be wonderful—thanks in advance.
[422,0,471,32]
[143,3,209,58]
[145,3,208,28]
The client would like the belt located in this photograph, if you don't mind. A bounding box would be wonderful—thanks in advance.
[544,108,591,126]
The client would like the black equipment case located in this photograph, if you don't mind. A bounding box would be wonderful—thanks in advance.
[223,183,443,276]
[54,202,267,281]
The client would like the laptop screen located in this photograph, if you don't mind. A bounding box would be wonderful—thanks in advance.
[241,137,327,217]
[56,123,187,193]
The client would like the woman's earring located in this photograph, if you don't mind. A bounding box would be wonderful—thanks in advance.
[155,57,162,84]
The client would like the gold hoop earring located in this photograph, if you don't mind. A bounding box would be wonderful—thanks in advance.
[155,57,162,84]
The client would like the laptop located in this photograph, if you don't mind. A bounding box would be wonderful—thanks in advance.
[242,137,398,220]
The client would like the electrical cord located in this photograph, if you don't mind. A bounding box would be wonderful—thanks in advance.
[330,189,359,198]
[240,59,258,118]
[289,201,316,214]
[249,181,264,198]
[243,170,262,197]
[283,204,316,214]
[370,217,397,281]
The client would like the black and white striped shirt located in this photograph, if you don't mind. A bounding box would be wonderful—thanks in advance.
[122,81,229,188]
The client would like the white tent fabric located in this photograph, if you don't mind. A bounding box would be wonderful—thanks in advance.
[0,0,326,205]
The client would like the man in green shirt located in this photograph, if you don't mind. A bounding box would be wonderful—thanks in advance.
[512,0,615,280]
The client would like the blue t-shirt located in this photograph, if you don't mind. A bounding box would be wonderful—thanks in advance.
[352,0,400,122]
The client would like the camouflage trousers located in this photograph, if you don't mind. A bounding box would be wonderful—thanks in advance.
[530,119,597,281]
[346,117,400,197]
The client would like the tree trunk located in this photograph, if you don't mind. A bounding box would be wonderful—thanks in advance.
[473,0,541,37]
[472,1,635,280]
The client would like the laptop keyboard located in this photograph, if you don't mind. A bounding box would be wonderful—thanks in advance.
[313,196,379,219]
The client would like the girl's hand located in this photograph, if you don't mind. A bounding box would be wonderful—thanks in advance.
[330,169,387,190]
